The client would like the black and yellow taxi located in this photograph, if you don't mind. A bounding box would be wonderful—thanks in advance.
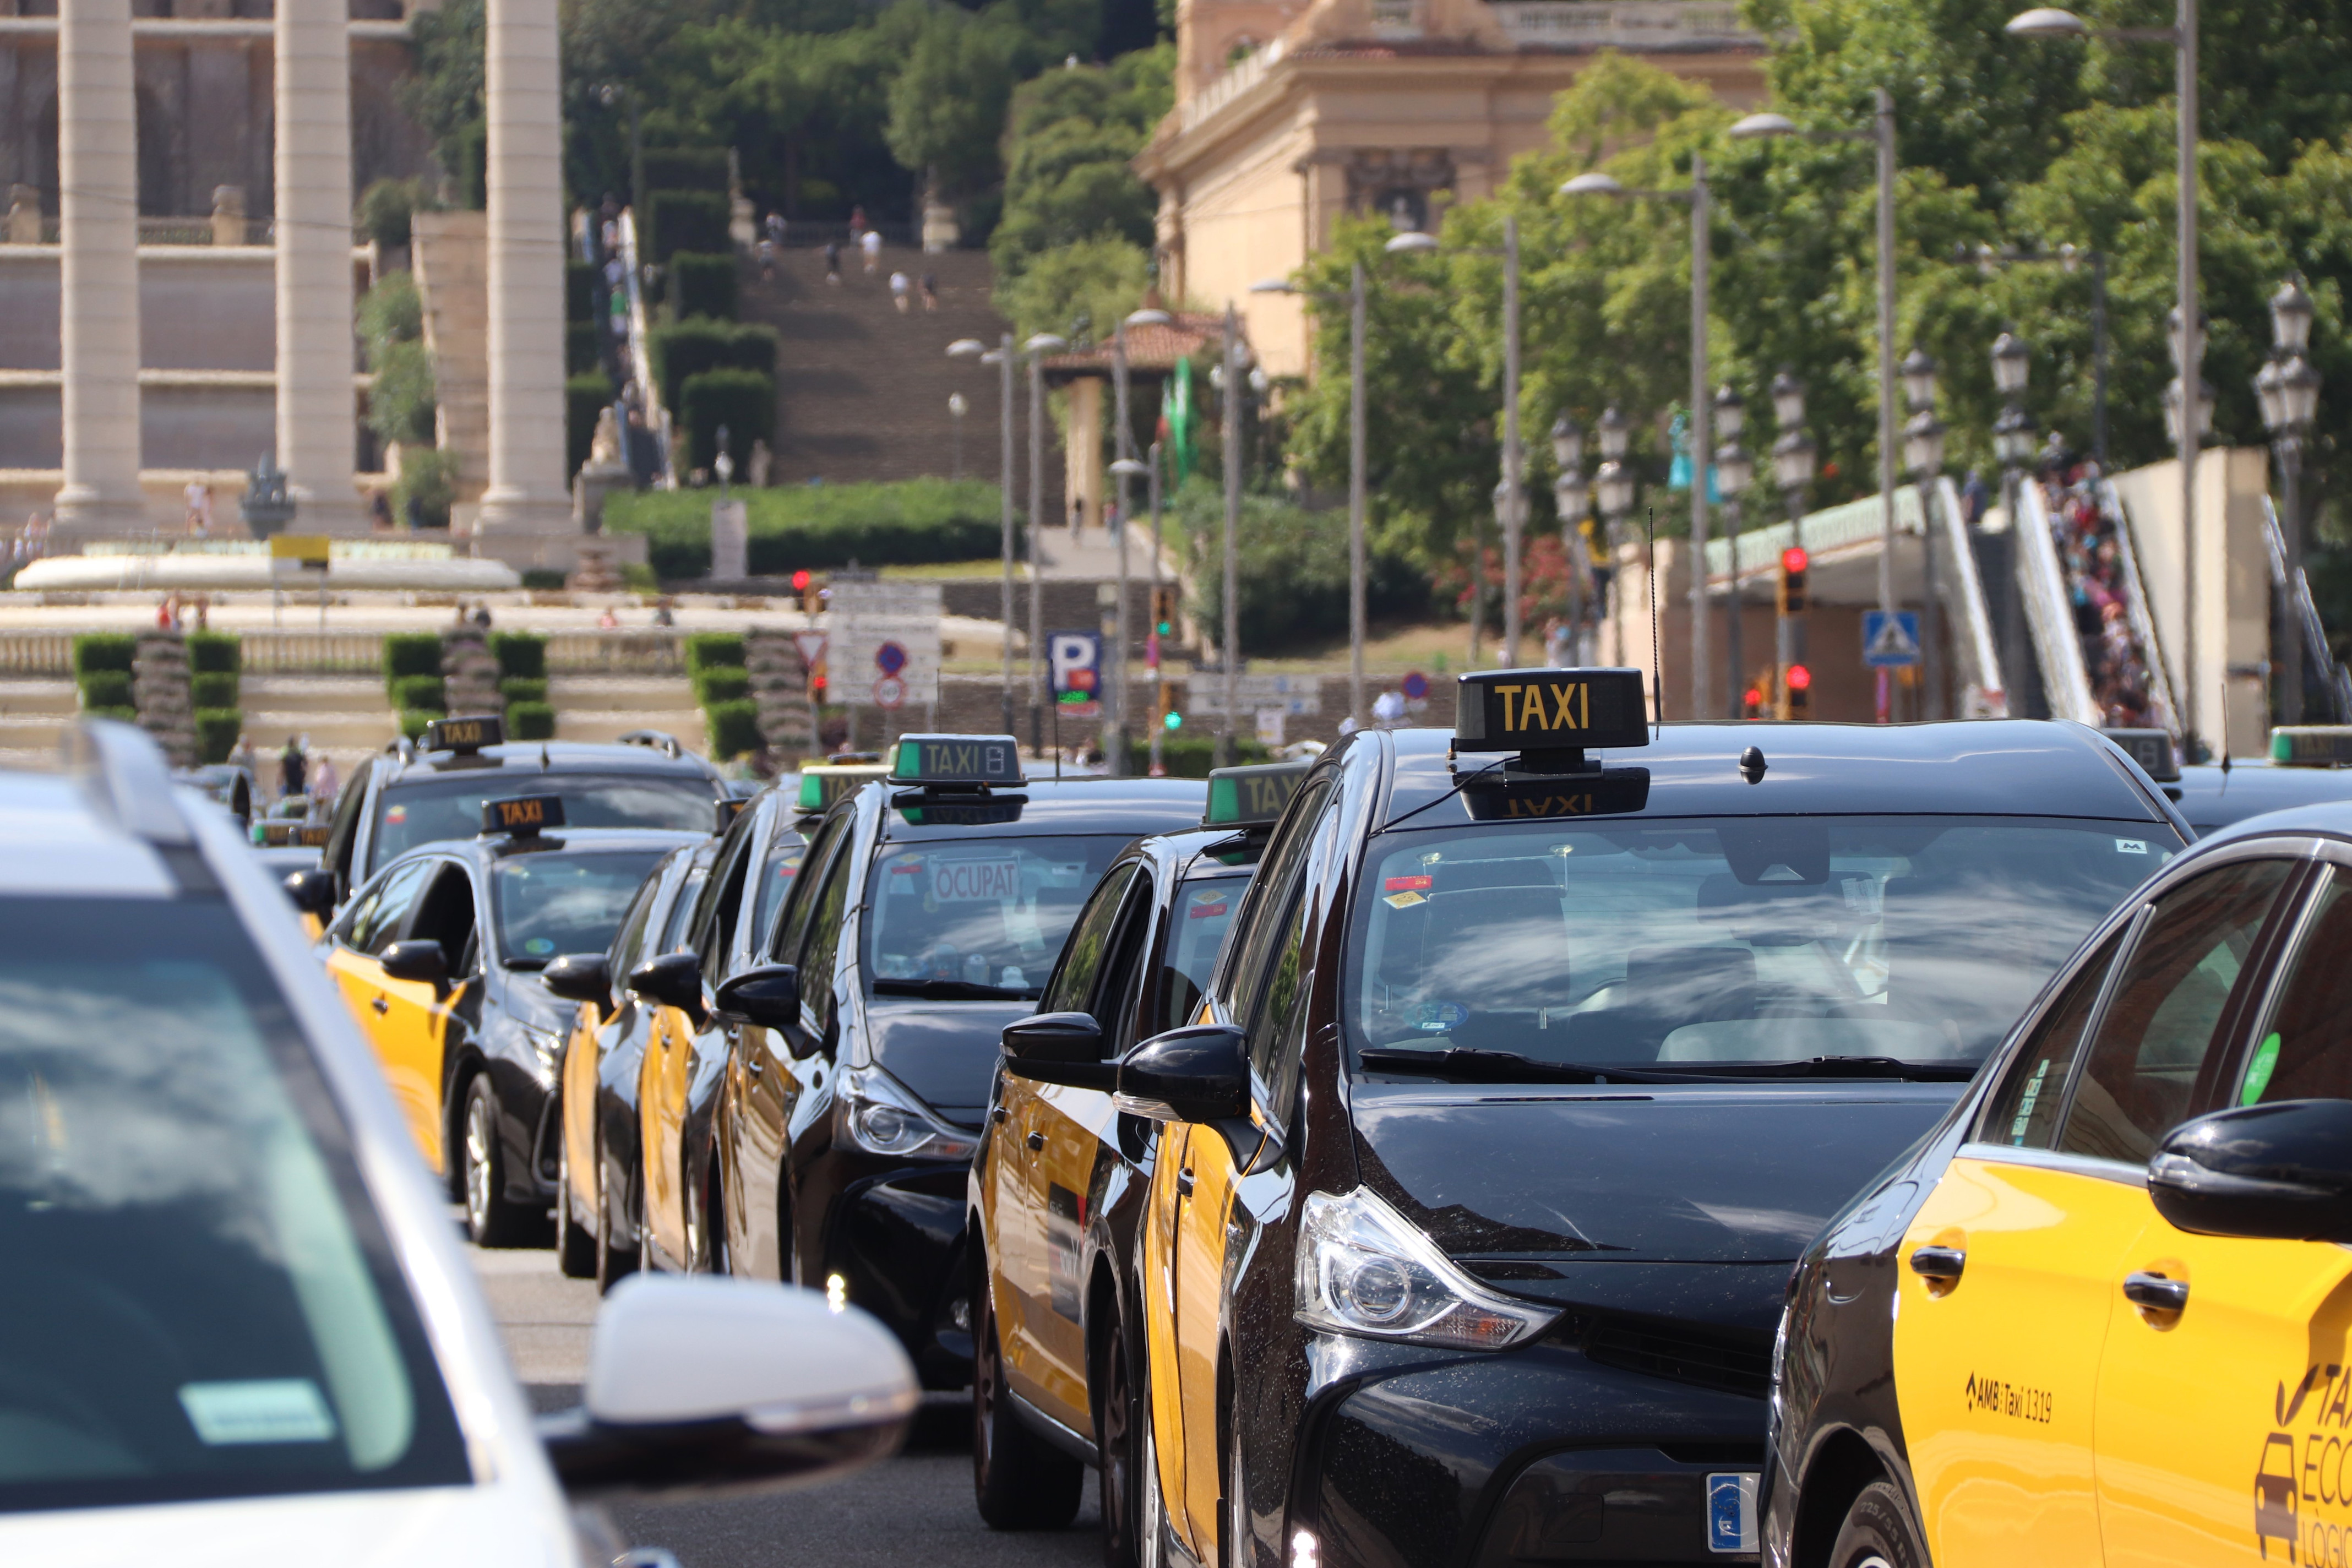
[319,791,705,1244]
[1765,795,2352,1568]
[699,734,1205,1388]
[973,761,1305,1537]
[1091,671,2195,1568]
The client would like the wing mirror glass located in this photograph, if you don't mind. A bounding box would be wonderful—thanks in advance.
[282,867,337,917]
[540,1276,918,1497]
[543,952,613,1008]
[1001,1011,1114,1089]
[713,963,801,1031]
[629,951,707,1026]
[2148,1098,2352,1242]
[379,939,448,987]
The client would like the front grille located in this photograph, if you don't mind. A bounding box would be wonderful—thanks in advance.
[1581,1319,1772,1401]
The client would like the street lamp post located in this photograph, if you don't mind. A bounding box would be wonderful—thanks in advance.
[1713,384,1748,718]
[1107,307,1171,774]
[1145,439,1168,775]
[1901,349,1946,718]
[948,334,1020,732]
[1964,243,2113,466]
[1025,333,1069,753]
[1561,166,1712,716]
[1770,369,1815,528]
[1551,414,1588,665]
[1219,304,1243,766]
[1991,330,2037,713]
[948,391,967,480]
[2258,276,2320,725]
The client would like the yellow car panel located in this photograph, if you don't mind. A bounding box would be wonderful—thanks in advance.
[1012,1080,1117,1425]
[641,1004,695,1267]
[1141,1121,1193,1555]
[1171,1115,1239,1565]
[325,945,449,1167]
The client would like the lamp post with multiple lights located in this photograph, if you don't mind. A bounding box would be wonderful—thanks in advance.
[1713,385,1754,719]
[947,333,1019,732]
[2257,276,2322,723]
[1024,332,1068,751]
[1901,349,1947,718]
[1991,330,2038,710]
[1551,414,1589,665]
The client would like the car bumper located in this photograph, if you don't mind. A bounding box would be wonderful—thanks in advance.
[814,1159,976,1389]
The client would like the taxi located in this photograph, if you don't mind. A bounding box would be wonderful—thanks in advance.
[1765,796,2352,1568]
[1104,671,2196,1568]
[318,792,703,1245]
[701,734,1205,1388]
[973,761,1304,1536]
[2153,725,2352,836]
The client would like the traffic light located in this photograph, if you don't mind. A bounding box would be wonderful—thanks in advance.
[1777,547,1808,614]
[792,568,813,613]
[1775,546,1810,720]
[1743,685,1766,719]
[1164,709,1183,731]
[1785,662,1811,716]
[1151,586,1176,639]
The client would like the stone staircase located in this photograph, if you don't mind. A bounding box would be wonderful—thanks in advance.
[547,676,706,748]
[241,677,401,757]
[0,678,79,764]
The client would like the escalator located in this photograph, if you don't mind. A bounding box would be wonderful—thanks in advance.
[2263,496,2352,722]
[2010,474,2179,735]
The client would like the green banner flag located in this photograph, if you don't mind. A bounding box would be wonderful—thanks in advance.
[1164,357,1196,486]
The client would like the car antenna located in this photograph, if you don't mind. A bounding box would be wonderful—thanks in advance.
[1645,507,1662,734]
[541,743,551,770]
[2217,685,2231,775]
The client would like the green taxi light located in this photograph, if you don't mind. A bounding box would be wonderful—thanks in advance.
[887,734,1024,787]
[2102,727,2180,783]
[1164,711,1183,731]
[2272,727,2352,768]
[1205,761,1310,829]
[797,764,890,812]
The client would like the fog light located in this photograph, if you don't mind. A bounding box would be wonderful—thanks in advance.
[1291,1528,1319,1568]
[826,1272,848,1314]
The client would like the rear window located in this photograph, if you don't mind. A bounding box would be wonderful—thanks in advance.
[371,771,712,868]
[0,899,469,1513]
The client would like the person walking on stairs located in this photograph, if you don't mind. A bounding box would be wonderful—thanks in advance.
[890,270,910,313]
[859,228,881,274]
[823,241,842,285]
[919,273,938,312]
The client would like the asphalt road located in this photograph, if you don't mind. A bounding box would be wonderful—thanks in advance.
[466,1242,1104,1568]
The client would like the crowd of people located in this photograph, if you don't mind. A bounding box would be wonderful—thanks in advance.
[2043,464,2161,728]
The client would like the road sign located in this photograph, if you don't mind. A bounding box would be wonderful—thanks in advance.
[1863,610,1921,669]
[873,675,907,710]
[793,630,828,666]
[875,639,907,676]
[1049,632,1103,722]
[1186,673,1322,718]
[269,534,331,570]
[1400,671,1429,701]
[831,581,941,706]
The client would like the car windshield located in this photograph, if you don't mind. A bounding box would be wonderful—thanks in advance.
[371,771,712,867]
[1157,874,1248,1036]
[0,897,468,1512]
[1348,816,2180,1075]
[492,848,669,966]
[866,835,1131,999]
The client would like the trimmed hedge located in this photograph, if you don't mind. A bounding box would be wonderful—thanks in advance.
[568,373,612,477]
[684,633,744,674]
[73,633,135,677]
[705,698,761,760]
[647,319,775,418]
[78,669,132,710]
[647,190,729,263]
[384,632,442,685]
[668,252,737,323]
[190,671,238,710]
[498,677,548,705]
[391,673,447,712]
[692,666,749,705]
[604,479,1003,580]
[641,148,730,193]
[187,631,238,675]
[490,632,547,680]
[508,701,556,741]
[680,369,775,473]
[1124,734,1271,778]
[567,258,595,323]
[195,710,241,765]
[567,323,601,377]
[86,704,138,723]
[399,709,435,742]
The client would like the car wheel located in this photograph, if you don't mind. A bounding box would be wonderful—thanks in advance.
[972,1257,1083,1529]
[460,1076,536,1248]
[1828,1480,1928,1568]
[595,1147,639,1294]
[555,1119,597,1279]
[1097,1306,1142,1568]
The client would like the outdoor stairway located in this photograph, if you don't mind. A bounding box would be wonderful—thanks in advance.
[0,678,78,764]
[241,676,401,756]
[547,675,705,748]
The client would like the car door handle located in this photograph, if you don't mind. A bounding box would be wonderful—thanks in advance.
[1908,1245,1965,1283]
[2123,1271,2189,1312]
[1176,1167,1195,1197]
[992,1106,1008,1124]
[1025,1130,1045,1152]
[370,995,389,1015]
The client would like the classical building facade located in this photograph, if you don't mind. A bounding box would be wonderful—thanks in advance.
[1136,0,1770,377]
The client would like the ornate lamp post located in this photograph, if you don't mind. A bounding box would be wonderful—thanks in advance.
[948,334,1019,731]
[1991,331,2038,712]
[1551,414,1589,664]
[2260,276,2321,723]
[1712,384,1750,718]
[1901,348,1946,718]
[1770,370,1815,526]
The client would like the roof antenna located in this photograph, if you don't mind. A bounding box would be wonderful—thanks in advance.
[1645,507,1662,734]
[541,743,551,770]
[2218,681,2231,774]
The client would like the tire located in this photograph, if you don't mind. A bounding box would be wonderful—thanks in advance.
[1097,1306,1142,1568]
[595,1140,640,1295]
[460,1075,538,1248]
[555,1117,597,1279]
[973,1257,1083,1529]
[1827,1480,1929,1568]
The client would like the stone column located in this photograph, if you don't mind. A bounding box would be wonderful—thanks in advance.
[275,0,360,531]
[476,0,574,549]
[53,0,143,538]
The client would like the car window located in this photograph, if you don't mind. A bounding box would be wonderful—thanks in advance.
[2236,865,2352,1106]
[1245,805,1338,1119]
[347,861,433,957]
[606,862,667,975]
[491,850,670,968]
[694,816,758,989]
[2055,858,2297,1164]
[863,835,1132,1000]
[662,865,710,954]
[0,897,469,1511]
[1041,864,1140,1017]
[749,828,811,959]
[406,862,478,973]
[370,771,712,870]
[322,761,370,889]
[770,815,846,965]
[1222,781,1334,1019]
[1156,874,1248,1036]
[798,845,857,1037]
[1979,926,2127,1149]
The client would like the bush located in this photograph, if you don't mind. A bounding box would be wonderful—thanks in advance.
[187,630,239,674]
[395,448,457,530]
[507,701,556,741]
[680,369,775,473]
[85,704,138,723]
[641,148,730,193]
[667,252,737,323]
[194,709,242,765]
[568,372,613,476]
[399,709,435,742]
[489,631,547,680]
[368,339,438,448]
[78,669,133,710]
[647,319,776,417]
[1173,478,1428,654]
[358,272,424,355]
[356,176,437,251]
[1125,733,1271,778]
[72,633,135,677]
[190,671,238,710]
[604,479,1002,580]
[384,631,443,684]
[684,633,745,673]
[567,323,601,377]
[391,673,447,712]
[704,698,762,760]
[647,190,729,263]
[521,569,567,590]
[498,676,548,704]
[567,258,595,324]
[693,666,749,705]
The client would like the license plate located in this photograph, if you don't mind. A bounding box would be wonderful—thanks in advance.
[1706,1473,1757,1554]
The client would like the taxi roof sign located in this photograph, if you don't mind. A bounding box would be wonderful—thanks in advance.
[1453,668,1649,757]
[1204,761,1310,830]
[424,713,505,755]
[481,794,564,836]
[797,763,890,812]
[888,734,1023,788]
[2103,727,2180,783]
[2272,726,2352,768]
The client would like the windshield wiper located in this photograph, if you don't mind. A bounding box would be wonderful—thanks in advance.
[1357,1047,1978,1086]
[872,977,1039,1001]
[1698,1055,1979,1083]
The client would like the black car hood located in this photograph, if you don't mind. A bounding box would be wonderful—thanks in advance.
[496,969,579,1037]
[865,998,1034,1125]
[1352,1082,1957,1273]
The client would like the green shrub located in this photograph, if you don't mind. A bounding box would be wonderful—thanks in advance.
[393,448,456,530]
[623,563,658,593]
[78,669,133,710]
[693,666,749,705]
[358,272,424,355]
[507,701,556,741]
[1125,734,1271,778]
[85,705,138,723]
[190,671,238,710]
[186,630,239,674]
[647,318,776,417]
[72,633,135,677]
[521,569,567,590]
[384,632,443,685]
[567,258,595,323]
[568,372,613,476]
[679,369,775,473]
[641,148,730,193]
[667,252,737,323]
[356,176,437,251]
[489,632,547,680]
[684,633,745,673]
[498,676,548,704]
[647,190,729,263]
[399,708,435,742]
[367,339,438,448]
[704,698,762,760]
[194,709,242,765]
[604,479,1002,580]
[391,673,447,712]
[1173,478,1429,654]
[567,323,601,377]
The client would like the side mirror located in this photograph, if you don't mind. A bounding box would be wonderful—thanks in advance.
[539,1275,917,1497]
[380,939,448,987]
[543,952,614,1007]
[713,963,801,1031]
[2149,1099,2352,1242]
[629,950,707,1026]
[1114,1023,1250,1124]
[1002,1011,1115,1090]
[283,867,337,917]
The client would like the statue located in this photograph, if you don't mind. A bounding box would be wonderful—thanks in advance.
[588,405,623,467]
[241,454,297,538]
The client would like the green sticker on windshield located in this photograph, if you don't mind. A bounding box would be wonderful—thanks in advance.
[2241,1031,2282,1106]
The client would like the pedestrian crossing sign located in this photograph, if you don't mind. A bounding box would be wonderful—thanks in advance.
[1863,610,1921,668]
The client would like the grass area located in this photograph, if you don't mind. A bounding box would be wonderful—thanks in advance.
[880,559,1032,580]
[1223,617,1476,676]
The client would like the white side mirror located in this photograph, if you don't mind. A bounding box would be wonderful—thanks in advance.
[541,1277,918,1498]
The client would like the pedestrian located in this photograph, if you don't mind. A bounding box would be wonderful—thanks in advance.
[308,753,339,820]
[1961,467,1990,527]
[231,731,258,780]
[155,597,172,630]
[823,241,842,285]
[597,606,619,629]
[652,600,675,627]
[765,211,785,248]
[889,270,910,313]
[749,437,771,487]
[370,490,394,531]
[859,227,881,275]
[848,204,866,239]
[183,477,209,534]
[472,603,493,630]
[608,287,628,340]
[1543,615,1570,668]
[919,272,938,312]
[1070,495,1085,531]
[279,735,306,801]
[193,596,209,634]
[758,236,776,282]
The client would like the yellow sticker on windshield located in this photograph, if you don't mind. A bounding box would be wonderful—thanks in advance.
[1384,890,1426,909]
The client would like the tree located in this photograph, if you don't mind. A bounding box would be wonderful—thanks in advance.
[988,50,1170,324]
[885,8,1030,203]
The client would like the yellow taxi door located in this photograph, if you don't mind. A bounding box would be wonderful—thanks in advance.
[641,1003,695,1266]
[1141,1120,1195,1556]
[2091,862,2352,1566]
[322,859,440,1163]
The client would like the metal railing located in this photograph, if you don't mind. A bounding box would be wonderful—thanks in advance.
[0,630,694,680]
[2263,493,2352,722]
[2097,479,2181,735]
[1932,475,2008,717]
[2013,481,2102,726]
[618,208,676,489]
[1179,41,1278,137]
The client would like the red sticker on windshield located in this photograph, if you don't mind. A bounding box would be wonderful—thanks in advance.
[384,805,407,824]
[1189,899,1228,919]
[1384,875,1433,892]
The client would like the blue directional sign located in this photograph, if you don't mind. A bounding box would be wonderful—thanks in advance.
[1863,610,1921,669]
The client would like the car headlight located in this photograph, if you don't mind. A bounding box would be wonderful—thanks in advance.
[1294,1186,1558,1350]
[839,1066,979,1161]
[520,1023,562,1078]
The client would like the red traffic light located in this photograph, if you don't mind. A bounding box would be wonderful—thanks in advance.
[792,569,812,592]
[1787,663,1813,692]
[1744,686,1765,711]
[1781,547,1809,576]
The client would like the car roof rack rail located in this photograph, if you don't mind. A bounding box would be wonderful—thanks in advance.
[618,729,685,759]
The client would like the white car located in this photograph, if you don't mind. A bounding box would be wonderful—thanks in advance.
[0,722,918,1564]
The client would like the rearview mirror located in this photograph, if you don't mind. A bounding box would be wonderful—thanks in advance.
[539,1275,917,1497]
[2149,1098,2352,1242]
[543,952,613,1008]
[1115,1023,1250,1123]
[282,867,337,917]
[713,963,801,1031]
[1002,1011,1114,1089]
[380,939,448,987]
[629,951,707,1026]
